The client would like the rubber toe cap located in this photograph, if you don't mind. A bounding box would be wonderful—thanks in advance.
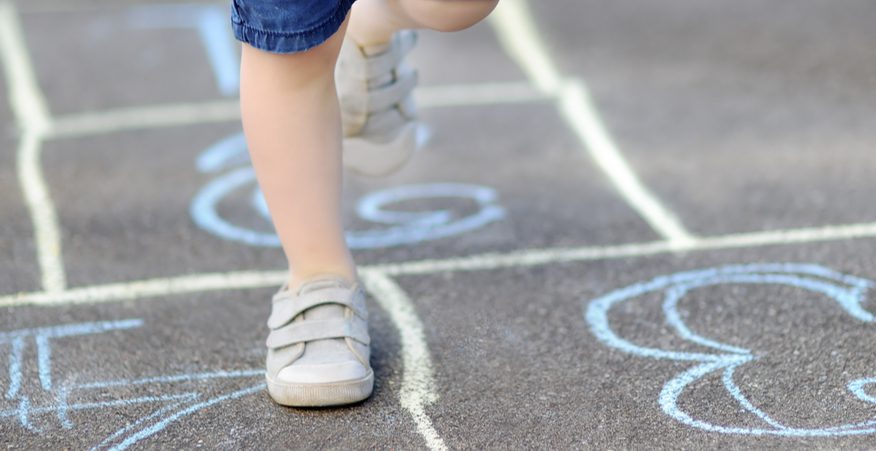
[276,360,369,384]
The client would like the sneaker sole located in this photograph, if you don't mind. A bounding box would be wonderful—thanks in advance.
[343,122,418,177]
[265,369,374,407]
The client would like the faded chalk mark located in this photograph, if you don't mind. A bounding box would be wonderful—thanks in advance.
[6,337,24,399]
[0,319,263,448]
[90,398,193,451]
[105,383,263,451]
[1,319,144,412]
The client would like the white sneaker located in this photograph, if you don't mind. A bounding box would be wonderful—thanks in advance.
[264,276,373,407]
[337,30,419,177]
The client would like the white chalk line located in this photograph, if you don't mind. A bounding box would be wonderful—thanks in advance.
[488,0,696,246]
[15,133,65,292]
[6,220,876,308]
[47,81,547,139]
[359,271,446,451]
[49,99,240,139]
[0,1,64,293]
[0,2,50,133]
[0,270,287,308]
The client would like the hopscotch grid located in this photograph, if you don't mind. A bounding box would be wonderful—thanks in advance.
[7,0,855,306]
[0,0,694,299]
[0,4,516,448]
[2,0,875,448]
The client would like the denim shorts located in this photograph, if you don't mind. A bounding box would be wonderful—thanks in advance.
[231,0,356,54]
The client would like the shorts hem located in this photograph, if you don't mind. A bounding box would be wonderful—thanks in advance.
[232,0,355,54]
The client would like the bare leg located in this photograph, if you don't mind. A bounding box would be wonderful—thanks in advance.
[239,17,355,291]
[348,0,500,46]
[240,0,499,292]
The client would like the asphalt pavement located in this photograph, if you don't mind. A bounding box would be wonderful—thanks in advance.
[3,0,876,449]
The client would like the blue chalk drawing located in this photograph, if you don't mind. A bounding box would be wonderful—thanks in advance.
[1,319,262,449]
[347,182,505,248]
[128,4,240,96]
[585,263,876,436]
[190,132,506,249]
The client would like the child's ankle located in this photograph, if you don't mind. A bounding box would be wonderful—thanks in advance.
[287,270,359,293]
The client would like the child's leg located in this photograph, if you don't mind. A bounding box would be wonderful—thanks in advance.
[348,0,500,46]
[337,0,500,176]
[239,17,355,291]
[236,1,503,407]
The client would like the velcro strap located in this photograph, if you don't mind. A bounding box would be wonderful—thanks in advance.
[344,69,418,115]
[266,318,370,349]
[364,31,417,78]
[267,287,366,329]
[343,30,417,80]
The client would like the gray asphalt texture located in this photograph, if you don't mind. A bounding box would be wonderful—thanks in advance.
[3,0,876,449]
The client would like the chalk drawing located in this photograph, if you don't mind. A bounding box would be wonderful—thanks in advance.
[190,132,506,249]
[586,263,876,436]
[0,319,263,449]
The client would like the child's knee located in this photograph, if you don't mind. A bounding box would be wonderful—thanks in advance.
[402,0,500,32]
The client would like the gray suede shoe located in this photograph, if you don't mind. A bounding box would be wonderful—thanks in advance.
[265,276,373,407]
[337,30,419,177]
